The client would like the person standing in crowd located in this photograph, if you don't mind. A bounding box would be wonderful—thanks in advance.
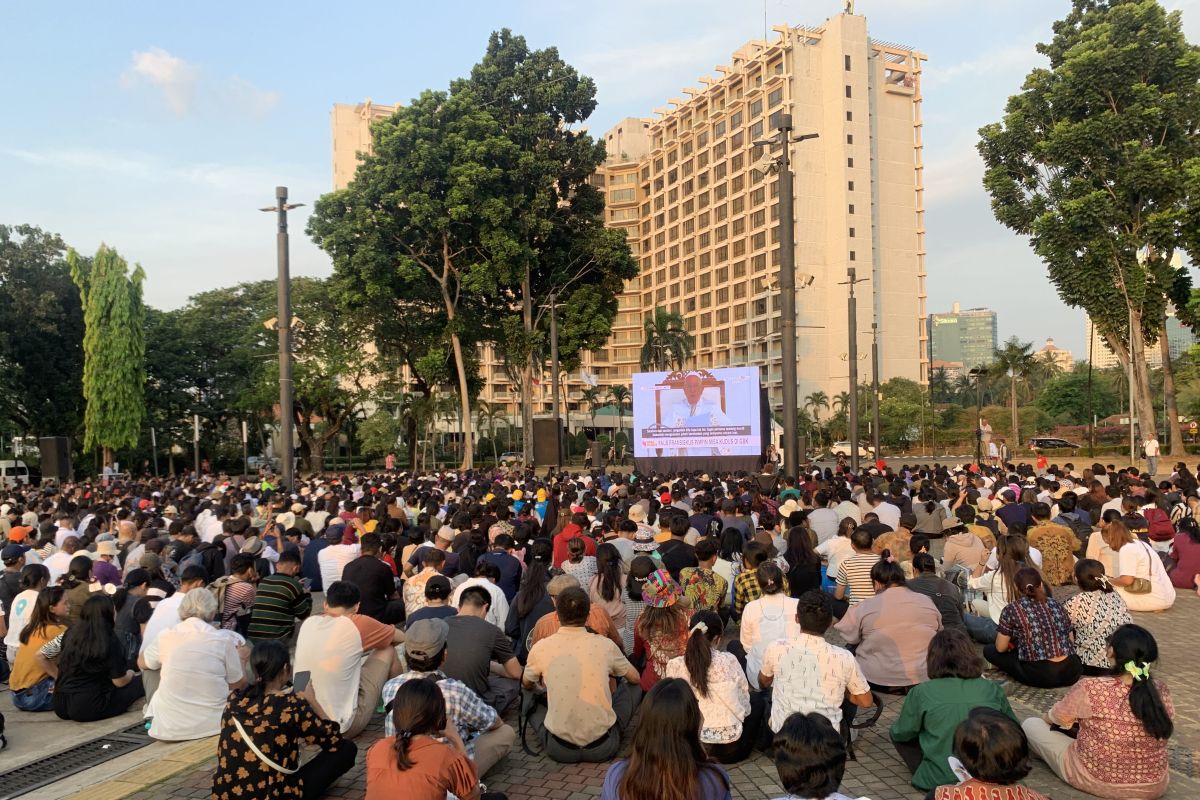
[599,678,732,800]
[522,587,641,763]
[1063,559,1132,676]
[1022,624,1173,799]
[890,628,1016,793]
[212,640,356,800]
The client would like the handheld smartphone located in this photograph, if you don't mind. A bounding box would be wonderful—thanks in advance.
[292,670,311,693]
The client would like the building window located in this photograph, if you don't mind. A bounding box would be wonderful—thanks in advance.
[845,85,852,98]
[846,111,853,122]
[848,204,855,214]
[845,54,852,71]
[768,87,783,107]
[847,157,854,167]
[849,251,856,261]
[750,98,763,117]
[848,181,855,191]
[849,228,855,238]
[846,134,853,145]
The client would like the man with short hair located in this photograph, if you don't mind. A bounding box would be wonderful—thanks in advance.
[293,580,403,737]
[380,618,516,777]
[523,587,641,763]
[530,574,623,650]
[43,535,78,584]
[317,525,360,590]
[443,586,522,714]
[450,561,509,629]
[657,514,698,581]
[404,575,457,629]
[247,550,312,641]
[341,533,403,624]
[477,534,521,601]
[759,590,873,732]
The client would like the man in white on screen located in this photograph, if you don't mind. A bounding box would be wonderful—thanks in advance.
[664,373,730,456]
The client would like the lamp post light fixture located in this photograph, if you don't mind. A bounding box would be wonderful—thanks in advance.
[968,366,990,468]
[753,114,818,475]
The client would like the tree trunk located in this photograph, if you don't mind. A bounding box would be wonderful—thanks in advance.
[521,263,535,464]
[1160,331,1185,457]
[1128,309,1157,464]
[1010,375,1019,445]
[405,415,419,470]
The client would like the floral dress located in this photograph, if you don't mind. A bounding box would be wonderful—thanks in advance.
[1063,590,1132,670]
[212,691,346,800]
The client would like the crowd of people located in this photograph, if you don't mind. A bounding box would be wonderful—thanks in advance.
[0,454,1192,799]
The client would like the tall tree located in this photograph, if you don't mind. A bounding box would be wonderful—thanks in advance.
[607,384,631,444]
[992,337,1039,444]
[580,386,603,431]
[456,30,638,464]
[979,0,1200,457]
[69,245,146,466]
[639,307,695,371]
[0,225,84,438]
[929,367,952,404]
[804,390,830,423]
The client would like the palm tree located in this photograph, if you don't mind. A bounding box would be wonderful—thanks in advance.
[640,307,695,371]
[929,367,952,404]
[580,386,603,430]
[832,391,852,415]
[475,400,506,464]
[804,390,830,423]
[992,337,1039,444]
[608,384,631,445]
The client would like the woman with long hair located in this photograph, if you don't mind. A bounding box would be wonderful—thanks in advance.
[783,524,822,598]
[1064,559,1132,676]
[913,486,949,536]
[632,570,690,690]
[365,677,501,800]
[966,533,1035,637]
[621,556,657,654]
[1023,624,1174,799]
[600,677,732,800]
[9,586,68,712]
[1103,519,1176,612]
[212,640,356,800]
[1168,515,1200,591]
[714,529,743,608]
[113,568,153,665]
[53,594,143,721]
[664,611,761,764]
[984,567,1082,688]
[589,542,627,631]
[737,562,799,689]
[505,538,554,663]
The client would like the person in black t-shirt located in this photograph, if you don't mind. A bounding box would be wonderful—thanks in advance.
[657,515,698,582]
[341,534,404,624]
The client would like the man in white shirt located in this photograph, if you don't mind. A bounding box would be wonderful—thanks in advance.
[807,491,840,544]
[759,591,874,732]
[869,493,901,532]
[43,536,79,585]
[52,514,77,549]
[1143,435,1160,476]
[139,566,208,703]
[449,561,510,629]
[317,527,360,590]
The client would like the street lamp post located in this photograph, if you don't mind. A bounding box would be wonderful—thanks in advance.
[549,292,561,468]
[871,322,881,460]
[969,367,989,467]
[840,270,867,473]
[754,115,818,476]
[260,187,304,489]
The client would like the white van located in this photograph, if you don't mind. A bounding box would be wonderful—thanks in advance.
[0,460,32,488]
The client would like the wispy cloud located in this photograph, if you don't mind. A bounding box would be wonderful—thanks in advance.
[123,47,198,116]
[222,76,281,119]
[923,39,1045,89]
[924,144,984,207]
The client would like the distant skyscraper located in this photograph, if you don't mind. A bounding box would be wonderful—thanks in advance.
[1086,310,1198,369]
[928,303,997,371]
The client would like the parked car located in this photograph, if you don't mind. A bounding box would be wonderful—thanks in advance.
[829,441,874,459]
[498,451,524,466]
[0,460,37,488]
[1027,437,1081,451]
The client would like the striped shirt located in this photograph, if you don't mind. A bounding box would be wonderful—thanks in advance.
[247,574,311,640]
[836,552,878,606]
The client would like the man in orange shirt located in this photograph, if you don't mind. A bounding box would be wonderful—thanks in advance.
[530,574,625,652]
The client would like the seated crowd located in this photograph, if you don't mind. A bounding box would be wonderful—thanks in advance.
[0,455,1191,800]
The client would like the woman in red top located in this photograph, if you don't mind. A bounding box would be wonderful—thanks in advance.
[552,511,595,568]
[1168,516,1200,591]
[366,678,501,800]
[632,570,689,691]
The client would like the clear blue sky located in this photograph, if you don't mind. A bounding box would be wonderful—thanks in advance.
[4,0,1199,356]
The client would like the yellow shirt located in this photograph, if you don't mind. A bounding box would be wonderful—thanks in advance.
[11,623,66,691]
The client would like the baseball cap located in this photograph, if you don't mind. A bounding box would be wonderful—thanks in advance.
[405,618,449,660]
[436,525,455,543]
[2,543,27,564]
[7,525,32,543]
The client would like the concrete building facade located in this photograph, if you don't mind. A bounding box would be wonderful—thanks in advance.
[331,100,399,191]
[1086,312,1199,370]
[928,303,997,372]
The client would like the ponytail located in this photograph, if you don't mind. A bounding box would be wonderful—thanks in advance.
[1110,625,1173,740]
[683,611,722,698]
[236,640,290,708]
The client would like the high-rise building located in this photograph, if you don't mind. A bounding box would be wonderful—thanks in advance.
[1086,311,1198,369]
[331,100,398,190]
[594,11,928,413]
[928,303,997,371]
[1038,338,1074,372]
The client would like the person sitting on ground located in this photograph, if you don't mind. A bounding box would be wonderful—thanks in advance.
[562,534,598,587]
[404,575,457,629]
[531,573,624,651]
[768,711,869,800]
[366,677,504,800]
[632,569,690,691]
[783,521,823,598]
[736,562,799,690]
[293,580,403,738]
[657,514,699,582]
[964,533,1034,643]
[505,539,554,663]
[522,587,642,764]
[941,508,989,580]
[141,588,246,741]
[1063,559,1132,677]
[834,554,941,691]
[816,517,856,588]
[1168,515,1200,592]
[1021,624,1173,800]
[600,677,732,800]
[906,552,964,632]
[664,610,761,764]
[443,585,522,714]
[760,591,872,734]
[51,594,144,722]
[589,542,629,631]
[60,553,95,627]
[732,541,789,619]
[9,586,67,712]
[403,546,446,618]
[984,567,1082,688]
[450,560,510,630]
[246,549,312,641]
[380,618,516,779]
[679,537,727,615]
[890,628,1017,793]
[214,553,258,635]
[1103,519,1177,612]
[342,533,405,625]
[212,640,356,800]
[1028,502,1078,586]
[832,527,879,618]
[4,562,49,667]
[932,708,1050,800]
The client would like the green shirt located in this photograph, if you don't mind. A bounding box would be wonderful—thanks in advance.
[889,676,1015,790]
[247,573,311,640]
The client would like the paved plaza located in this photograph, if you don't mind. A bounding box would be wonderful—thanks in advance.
[5,576,1199,800]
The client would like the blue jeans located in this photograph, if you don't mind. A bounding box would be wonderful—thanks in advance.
[12,676,55,712]
[963,613,997,644]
